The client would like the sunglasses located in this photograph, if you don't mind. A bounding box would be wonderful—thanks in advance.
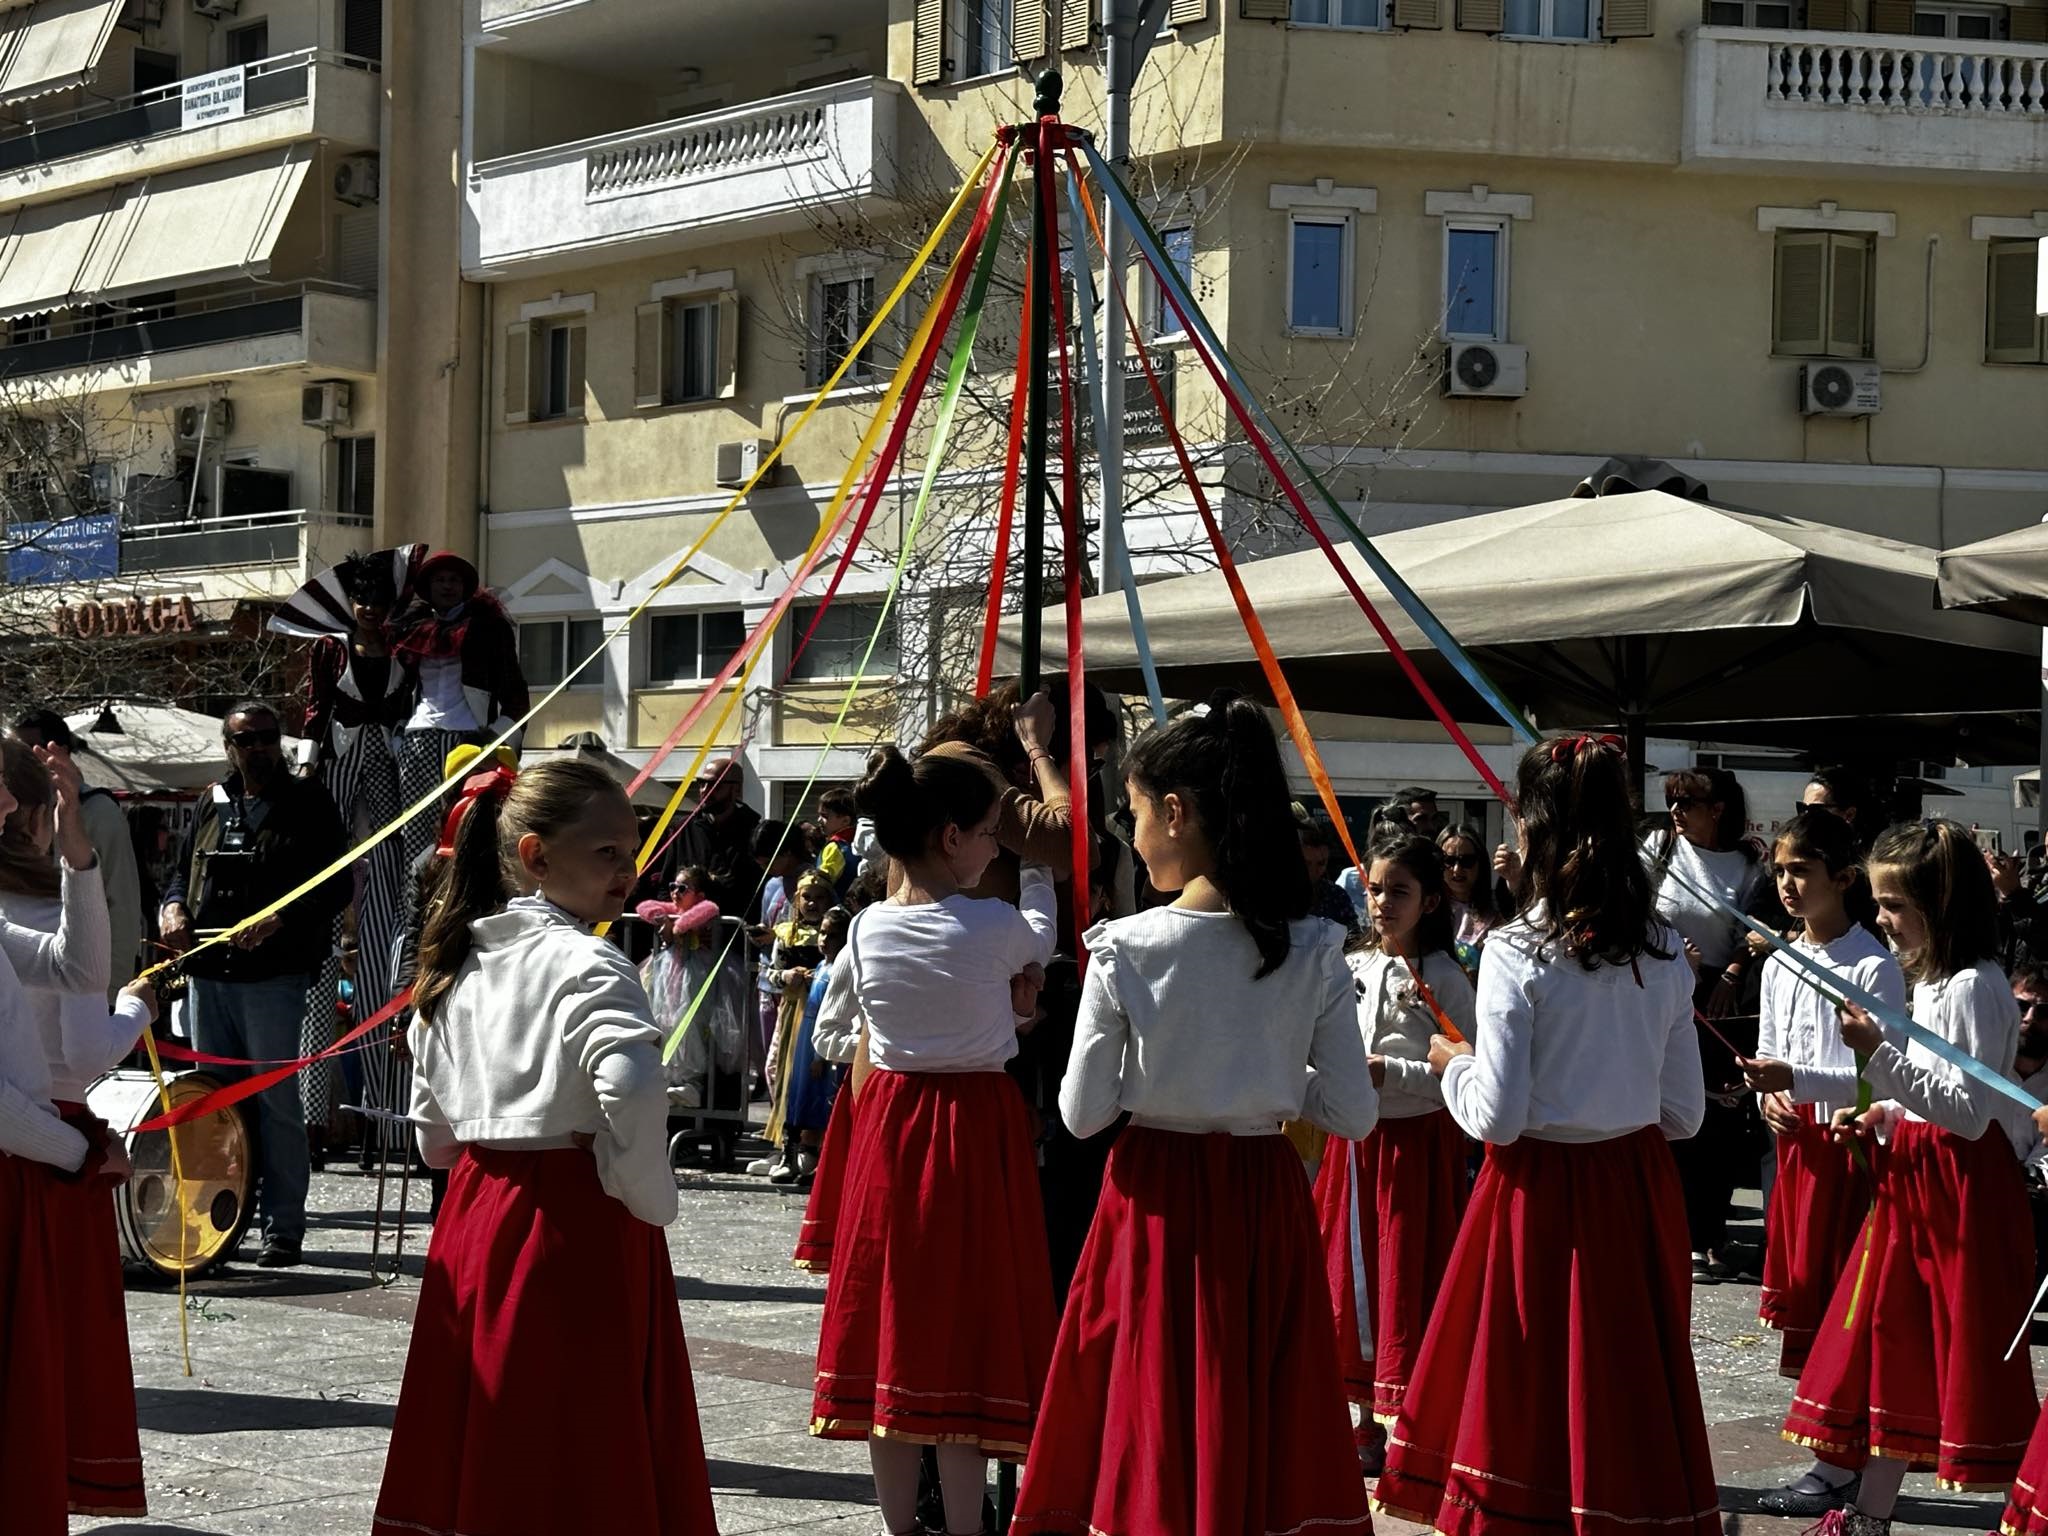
[2021,999,2048,1017]
[1441,853,1480,871]
[1666,796,1699,812]
[1797,801,1843,818]
[228,727,282,749]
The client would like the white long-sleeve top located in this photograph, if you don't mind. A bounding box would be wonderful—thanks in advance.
[407,895,677,1226]
[1059,907,1379,1141]
[1648,835,1765,972]
[1756,926,1905,1121]
[1863,963,2021,1147]
[0,862,110,1168]
[811,959,864,1065]
[0,888,148,1102]
[839,864,1056,1074]
[1441,915,1702,1145]
[1350,948,1475,1120]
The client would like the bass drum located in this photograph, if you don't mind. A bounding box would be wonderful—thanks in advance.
[86,1069,253,1279]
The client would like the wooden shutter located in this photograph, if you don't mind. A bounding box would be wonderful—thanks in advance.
[565,323,589,416]
[2010,5,2048,41]
[635,301,667,409]
[502,321,536,423]
[1240,0,1291,15]
[1601,0,1652,36]
[1060,0,1091,48]
[914,0,946,83]
[1870,0,1912,31]
[1015,0,1049,55]
[1459,0,1504,31]
[1392,0,1445,26]
[1826,233,1870,359]
[1773,233,1828,356]
[1805,0,1850,28]
[1168,0,1209,22]
[1986,240,2044,363]
[716,291,740,399]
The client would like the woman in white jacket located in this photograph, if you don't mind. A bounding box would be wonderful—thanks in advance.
[373,758,715,1536]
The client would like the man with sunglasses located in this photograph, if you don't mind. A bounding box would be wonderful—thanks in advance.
[160,701,348,1268]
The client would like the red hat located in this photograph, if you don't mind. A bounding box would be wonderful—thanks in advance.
[416,549,479,597]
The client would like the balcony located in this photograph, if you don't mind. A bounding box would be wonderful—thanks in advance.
[468,77,902,279]
[119,509,373,585]
[0,50,379,209]
[1682,25,2048,176]
[0,284,377,391]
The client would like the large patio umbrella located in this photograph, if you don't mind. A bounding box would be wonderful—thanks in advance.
[1937,521,2048,627]
[64,703,309,791]
[1003,489,2039,768]
[519,733,677,812]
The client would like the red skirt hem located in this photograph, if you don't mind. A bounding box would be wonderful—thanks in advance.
[1779,1120,2038,1491]
[1375,1127,1721,1536]
[0,1153,72,1531]
[1012,1127,1372,1536]
[811,1070,1054,1461]
[1759,1103,1872,1381]
[792,1076,855,1273]
[2003,1408,2048,1536]
[373,1146,716,1535]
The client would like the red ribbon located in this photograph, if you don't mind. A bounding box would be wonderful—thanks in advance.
[434,765,517,856]
[1548,732,1624,764]
[976,261,1034,699]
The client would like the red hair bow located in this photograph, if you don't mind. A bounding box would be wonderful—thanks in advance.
[434,765,517,855]
[1548,733,1624,763]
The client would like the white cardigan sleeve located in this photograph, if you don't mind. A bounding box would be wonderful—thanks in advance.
[1303,937,1379,1140]
[811,952,864,1066]
[1864,967,2019,1140]
[563,950,678,1226]
[0,862,109,997]
[1060,930,1130,1140]
[1443,937,1536,1144]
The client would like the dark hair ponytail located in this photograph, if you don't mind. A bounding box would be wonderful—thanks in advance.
[1127,691,1309,978]
[1773,809,1878,935]
[855,743,1004,862]
[1515,734,1670,970]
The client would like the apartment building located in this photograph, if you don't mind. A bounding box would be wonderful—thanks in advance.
[0,0,470,715]
[462,0,2048,817]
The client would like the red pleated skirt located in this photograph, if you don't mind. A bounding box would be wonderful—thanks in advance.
[1012,1126,1371,1536]
[373,1146,716,1536]
[1314,1109,1470,1428]
[811,1069,1054,1457]
[1782,1118,2038,1491]
[49,1103,144,1516]
[793,1075,855,1273]
[1759,1102,1873,1379]
[0,1153,70,1534]
[1375,1126,1720,1536]
[2004,1402,2048,1536]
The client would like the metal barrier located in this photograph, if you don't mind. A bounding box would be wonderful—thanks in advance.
[631,913,755,1171]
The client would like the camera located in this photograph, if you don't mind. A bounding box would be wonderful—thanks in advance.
[195,800,258,915]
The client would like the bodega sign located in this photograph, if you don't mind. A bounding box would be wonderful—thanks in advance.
[56,595,199,638]
[180,67,246,131]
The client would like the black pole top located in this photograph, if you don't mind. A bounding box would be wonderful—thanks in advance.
[1034,69,1063,116]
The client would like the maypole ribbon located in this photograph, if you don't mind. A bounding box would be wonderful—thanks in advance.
[1060,154,1164,727]
[138,144,1002,988]
[976,262,1033,699]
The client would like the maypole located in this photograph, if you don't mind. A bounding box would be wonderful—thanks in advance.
[1018,70,1064,697]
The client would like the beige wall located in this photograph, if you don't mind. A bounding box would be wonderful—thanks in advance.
[471,49,659,161]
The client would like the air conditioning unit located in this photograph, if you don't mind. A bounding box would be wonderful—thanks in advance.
[1800,361,1882,417]
[191,0,239,17]
[1443,340,1528,400]
[333,154,380,207]
[174,400,232,445]
[301,380,353,430]
[715,438,772,489]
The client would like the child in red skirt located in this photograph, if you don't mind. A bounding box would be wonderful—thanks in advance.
[794,938,863,1273]
[0,739,121,1534]
[1314,829,1475,1474]
[1375,733,1720,1536]
[810,741,1058,1536]
[1736,810,1903,1514]
[2000,1098,2048,1536]
[1012,693,1380,1536]
[373,758,716,1536]
[1781,818,2036,1536]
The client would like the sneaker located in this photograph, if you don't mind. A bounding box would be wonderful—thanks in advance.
[256,1239,303,1270]
[768,1156,800,1186]
[1758,1473,1859,1517]
[745,1157,775,1177]
[797,1148,819,1177]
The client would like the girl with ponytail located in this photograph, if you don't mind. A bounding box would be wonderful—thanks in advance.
[1375,734,1720,1536]
[809,740,1059,1536]
[374,758,716,1536]
[1013,693,1379,1536]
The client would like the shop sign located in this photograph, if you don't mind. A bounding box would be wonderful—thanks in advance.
[54,595,199,638]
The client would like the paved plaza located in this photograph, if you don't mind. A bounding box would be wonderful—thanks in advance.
[76,1151,2029,1536]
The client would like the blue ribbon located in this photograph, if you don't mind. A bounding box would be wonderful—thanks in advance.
[1062,158,1166,727]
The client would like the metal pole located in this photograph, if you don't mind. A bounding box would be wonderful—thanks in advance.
[1020,72,1062,698]
[1099,3,1133,597]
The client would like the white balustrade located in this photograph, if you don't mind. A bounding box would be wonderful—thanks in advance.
[587,100,834,199]
[1761,35,2048,115]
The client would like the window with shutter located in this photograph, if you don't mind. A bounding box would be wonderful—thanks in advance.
[1986,239,2046,364]
[1460,0,1505,30]
[1060,0,1091,47]
[634,302,666,409]
[716,291,740,398]
[343,0,383,61]
[1601,0,1652,35]
[502,321,536,424]
[2011,5,2048,40]
[535,320,586,420]
[1773,233,1829,356]
[337,436,375,518]
[1391,0,1445,26]
[1015,0,1049,55]
[1169,0,1209,22]
[334,210,378,291]
[914,0,947,82]
[1241,0,1293,15]
[1826,233,1870,359]
[670,300,719,403]
[1871,0,1913,29]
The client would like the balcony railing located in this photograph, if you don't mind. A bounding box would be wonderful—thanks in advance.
[1682,25,2048,175]
[0,49,378,179]
[0,282,369,380]
[119,509,371,575]
[470,77,901,275]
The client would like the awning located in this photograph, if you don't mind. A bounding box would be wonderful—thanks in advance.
[0,146,314,318]
[0,0,124,107]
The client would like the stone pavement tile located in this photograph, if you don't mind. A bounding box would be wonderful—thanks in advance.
[689,1333,819,1390]
[691,1370,815,1411]
[81,1462,341,1522]
[195,1491,379,1534]
[272,1444,392,1495]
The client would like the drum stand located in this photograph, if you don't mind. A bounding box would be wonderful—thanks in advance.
[345,1103,416,1286]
